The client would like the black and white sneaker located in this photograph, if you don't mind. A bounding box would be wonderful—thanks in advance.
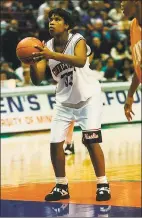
[64,142,75,155]
[96,183,111,201]
[45,184,70,201]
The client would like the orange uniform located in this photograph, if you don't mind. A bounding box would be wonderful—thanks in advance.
[130,18,142,83]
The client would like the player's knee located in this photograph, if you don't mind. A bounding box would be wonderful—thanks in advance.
[82,129,102,148]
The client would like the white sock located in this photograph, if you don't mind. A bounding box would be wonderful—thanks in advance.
[97,176,108,184]
[56,177,68,185]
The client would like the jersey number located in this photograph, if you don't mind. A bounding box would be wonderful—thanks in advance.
[61,71,73,87]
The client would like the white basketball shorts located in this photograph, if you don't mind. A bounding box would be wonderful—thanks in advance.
[50,91,103,144]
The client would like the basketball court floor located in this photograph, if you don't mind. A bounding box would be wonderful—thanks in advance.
[1,123,141,217]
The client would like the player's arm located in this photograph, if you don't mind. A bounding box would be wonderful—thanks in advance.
[124,72,140,121]
[33,39,87,68]
[30,59,47,86]
[127,72,140,98]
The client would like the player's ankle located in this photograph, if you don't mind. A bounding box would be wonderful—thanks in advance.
[56,177,68,185]
[97,176,108,184]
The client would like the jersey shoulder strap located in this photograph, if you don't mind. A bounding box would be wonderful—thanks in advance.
[71,33,91,56]
[71,33,85,46]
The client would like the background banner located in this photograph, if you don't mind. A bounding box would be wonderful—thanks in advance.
[1,83,141,133]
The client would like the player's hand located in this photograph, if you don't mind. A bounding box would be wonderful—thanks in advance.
[23,56,39,66]
[32,43,53,61]
[124,97,135,122]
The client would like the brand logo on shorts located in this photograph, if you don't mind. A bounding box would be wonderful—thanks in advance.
[84,133,99,139]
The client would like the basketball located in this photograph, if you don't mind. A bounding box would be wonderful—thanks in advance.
[16,37,43,64]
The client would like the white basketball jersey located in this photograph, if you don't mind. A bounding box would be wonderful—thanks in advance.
[46,33,100,104]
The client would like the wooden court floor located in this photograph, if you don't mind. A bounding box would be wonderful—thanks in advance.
[1,124,141,217]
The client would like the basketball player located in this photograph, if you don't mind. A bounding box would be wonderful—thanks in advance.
[30,8,111,201]
[121,0,142,121]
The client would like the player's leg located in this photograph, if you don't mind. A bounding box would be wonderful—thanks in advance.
[83,135,110,201]
[84,138,105,177]
[78,92,111,201]
[45,104,73,201]
[50,120,74,175]
[50,141,66,177]
[64,121,75,155]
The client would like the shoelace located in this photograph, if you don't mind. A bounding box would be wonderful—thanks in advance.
[50,186,61,193]
[53,187,62,193]
[51,186,68,196]
[97,186,110,194]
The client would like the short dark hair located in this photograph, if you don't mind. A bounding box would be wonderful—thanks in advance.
[48,8,74,29]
